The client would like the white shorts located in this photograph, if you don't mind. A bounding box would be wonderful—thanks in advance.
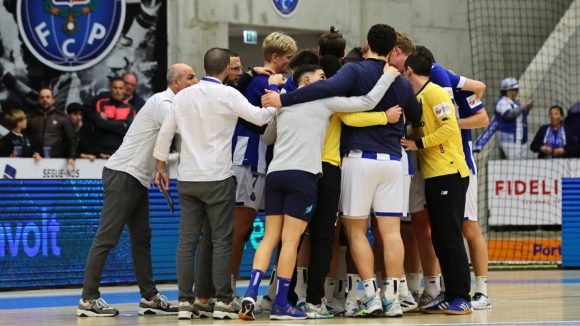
[499,141,527,160]
[401,175,412,222]
[464,172,478,221]
[409,170,426,214]
[233,165,265,212]
[339,156,403,218]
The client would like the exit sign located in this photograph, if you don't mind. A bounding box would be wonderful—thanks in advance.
[243,30,258,44]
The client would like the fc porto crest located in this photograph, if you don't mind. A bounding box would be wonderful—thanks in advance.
[271,0,299,18]
[17,0,126,72]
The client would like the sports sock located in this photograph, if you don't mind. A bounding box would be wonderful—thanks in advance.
[362,278,377,297]
[424,276,439,298]
[382,278,399,300]
[475,276,488,296]
[274,277,291,307]
[324,277,336,302]
[399,275,410,298]
[334,278,346,300]
[406,272,421,293]
[245,269,264,300]
[347,273,362,300]
[439,274,445,293]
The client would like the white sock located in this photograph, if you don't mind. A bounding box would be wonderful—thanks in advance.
[266,267,277,299]
[382,278,398,300]
[295,267,308,299]
[439,274,445,293]
[424,276,439,298]
[362,278,377,297]
[475,276,488,296]
[347,273,362,300]
[406,272,421,293]
[334,278,347,300]
[231,274,237,293]
[324,277,336,302]
[399,275,410,297]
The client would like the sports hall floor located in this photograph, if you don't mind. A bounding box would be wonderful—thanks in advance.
[1,270,579,326]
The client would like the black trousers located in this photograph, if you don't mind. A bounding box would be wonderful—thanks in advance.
[424,173,471,302]
[306,162,341,305]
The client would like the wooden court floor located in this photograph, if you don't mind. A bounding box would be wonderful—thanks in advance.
[1,270,580,325]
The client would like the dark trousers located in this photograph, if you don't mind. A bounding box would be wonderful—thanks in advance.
[82,167,157,300]
[306,162,341,305]
[424,173,471,302]
[176,177,236,303]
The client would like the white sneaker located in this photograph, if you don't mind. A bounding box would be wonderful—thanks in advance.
[213,301,238,320]
[472,293,492,310]
[344,296,359,317]
[77,298,118,317]
[399,292,419,312]
[324,297,345,316]
[177,301,200,320]
[193,299,214,318]
[255,295,273,313]
[353,289,383,317]
[382,296,403,317]
[300,302,334,319]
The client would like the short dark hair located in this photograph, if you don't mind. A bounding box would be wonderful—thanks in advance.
[344,47,364,64]
[204,48,230,76]
[550,105,564,117]
[367,24,397,56]
[320,55,341,79]
[224,48,239,57]
[293,64,324,87]
[289,49,319,70]
[404,53,432,77]
[415,45,436,65]
[110,77,125,86]
[67,103,83,114]
[319,26,346,58]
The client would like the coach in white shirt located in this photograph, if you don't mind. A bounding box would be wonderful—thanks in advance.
[78,63,198,318]
[153,48,276,320]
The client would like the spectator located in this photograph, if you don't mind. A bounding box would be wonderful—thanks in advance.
[63,103,96,170]
[122,72,147,111]
[92,78,135,158]
[494,77,533,159]
[530,105,579,158]
[1,109,37,159]
[565,102,580,145]
[27,88,72,158]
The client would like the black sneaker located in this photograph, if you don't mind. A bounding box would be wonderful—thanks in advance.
[77,298,119,317]
[138,294,178,315]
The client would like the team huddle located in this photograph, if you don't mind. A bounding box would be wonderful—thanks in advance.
[76,23,492,321]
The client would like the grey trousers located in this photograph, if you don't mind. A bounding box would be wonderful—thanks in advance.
[194,220,216,298]
[177,177,236,302]
[82,167,157,300]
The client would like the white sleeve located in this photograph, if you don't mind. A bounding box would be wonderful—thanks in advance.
[230,90,276,125]
[153,100,178,162]
[154,99,173,127]
[263,116,277,145]
[495,97,512,116]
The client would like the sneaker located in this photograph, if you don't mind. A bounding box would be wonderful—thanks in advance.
[138,294,178,316]
[255,294,272,314]
[194,299,214,318]
[270,302,307,320]
[77,298,119,317]
[300,302,333,319]
[444,298,473,315]
[344,296,358,317]
[353,290,383,317]
[296,297,306,309]
[177,301,200,320]
[213,301,239,320]
[238,297,256,321]
[231,295,242,312]
[472,292,492,310]
[411,290,421,304]
[399,292,419,312]
[420,295,449,314]
[418,291,436,308]
[381,296,403,317]
[324,297,345,316]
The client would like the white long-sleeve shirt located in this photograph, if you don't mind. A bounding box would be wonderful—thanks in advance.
[106,87,174,187]
[153,77,276,182]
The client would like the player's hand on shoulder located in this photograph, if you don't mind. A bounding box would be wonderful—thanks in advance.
[254,67,276,77]
[383,63,400,78]
[262,91,282,108]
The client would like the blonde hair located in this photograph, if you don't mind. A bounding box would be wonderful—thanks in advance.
[396,32,415,56]
[5,109,26,129]
[263,32,297,61]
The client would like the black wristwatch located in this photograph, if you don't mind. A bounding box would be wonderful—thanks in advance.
[248,65,257,76]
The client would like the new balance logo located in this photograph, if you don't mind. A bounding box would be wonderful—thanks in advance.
[441,191,448,195]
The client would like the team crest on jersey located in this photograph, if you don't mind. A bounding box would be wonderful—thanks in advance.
[17,0,126,72]
[271,0,299,17]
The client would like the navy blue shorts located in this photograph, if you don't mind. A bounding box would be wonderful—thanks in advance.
[264,170,318,222]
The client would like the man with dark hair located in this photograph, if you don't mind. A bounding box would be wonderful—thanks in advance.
[153,48,277,321]
[343,47,364,64]
[91,78,135,158]
[262,24,422,318]
[318,26,346,59]
[401,53,472,315]
[27,88,71,159]
[284,49,320,92]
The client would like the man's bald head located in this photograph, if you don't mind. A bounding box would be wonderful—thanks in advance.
[167,63,198,93]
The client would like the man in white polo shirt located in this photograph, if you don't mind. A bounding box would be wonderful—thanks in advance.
[78,63,198,317]
[153,48,277,321]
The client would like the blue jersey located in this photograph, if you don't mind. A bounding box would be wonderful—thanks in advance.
[454,90,484,174]
[494,96,528,144]
[283,75,297,93]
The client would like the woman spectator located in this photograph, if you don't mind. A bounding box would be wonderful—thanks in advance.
[530,105,579,158]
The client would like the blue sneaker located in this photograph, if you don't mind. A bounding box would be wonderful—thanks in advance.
[270,303,307,320]
[420,295,449,314]
[444,298,473,315]
[381,296,403,317]
[353,289,383,317]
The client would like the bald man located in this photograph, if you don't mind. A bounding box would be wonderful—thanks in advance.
[78,64,198,318]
